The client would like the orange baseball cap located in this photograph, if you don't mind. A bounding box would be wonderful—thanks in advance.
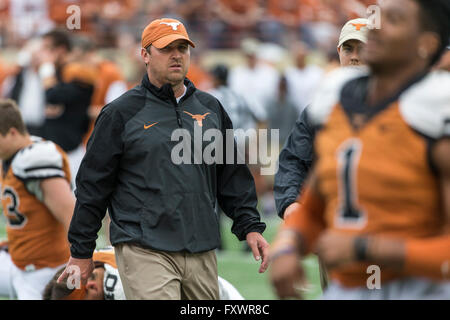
[141,18,195,49]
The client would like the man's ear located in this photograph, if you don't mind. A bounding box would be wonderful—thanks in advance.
[7,127,18,137]
[141,47,151,66]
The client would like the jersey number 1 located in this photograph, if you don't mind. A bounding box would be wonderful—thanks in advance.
[336,139,366,228]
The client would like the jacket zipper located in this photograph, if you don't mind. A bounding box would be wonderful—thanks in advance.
[169,95,183,128]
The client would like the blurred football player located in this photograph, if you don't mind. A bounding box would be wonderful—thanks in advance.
[270,0,450,299]
[43,248,244,300]
[0,99,74,299]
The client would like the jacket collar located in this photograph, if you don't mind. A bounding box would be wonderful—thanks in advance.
[141,73,196,103]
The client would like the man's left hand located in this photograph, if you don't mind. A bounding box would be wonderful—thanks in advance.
[315,231,356,269]
[246,232,270,273]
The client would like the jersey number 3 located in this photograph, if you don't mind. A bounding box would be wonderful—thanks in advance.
[2,187,27,228]
[336,139,366,228]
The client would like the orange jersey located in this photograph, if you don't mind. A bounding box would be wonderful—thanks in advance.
[304,68,450,287]
[83,60,126,146]
[0,137,71,270]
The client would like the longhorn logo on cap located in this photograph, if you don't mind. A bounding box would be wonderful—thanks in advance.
[351,23,367,31]
[160,21,181,31]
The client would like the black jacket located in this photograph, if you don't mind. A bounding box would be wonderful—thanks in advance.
[68,75,266,258]
[274,106,315,218]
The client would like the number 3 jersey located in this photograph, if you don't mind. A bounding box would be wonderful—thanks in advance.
[306,67,450,287]
[0,137,71,271]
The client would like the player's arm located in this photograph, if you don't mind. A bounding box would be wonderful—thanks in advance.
[274,107,315,219]
[402,137,450,279]
[269,172,326,299]
[41,177,75,233]
[12,141,75,234]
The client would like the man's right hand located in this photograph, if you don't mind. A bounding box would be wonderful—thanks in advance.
[269,251,306,299]
[57,256,95,287]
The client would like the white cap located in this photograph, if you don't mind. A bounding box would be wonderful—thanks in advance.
[338,18,369,48]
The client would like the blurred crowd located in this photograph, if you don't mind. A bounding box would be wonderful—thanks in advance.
[0,0,375,50]
[0,0,383,217]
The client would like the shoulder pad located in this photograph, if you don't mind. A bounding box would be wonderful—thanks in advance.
[399,71,450,139]
[218,276,244,300]
[12,140,66,180]
[307,66,369,126]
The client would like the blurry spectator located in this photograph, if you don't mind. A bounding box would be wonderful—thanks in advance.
[208,64,258,139]
[0,0,8,46]
[5,0,54,46]
[176,0,210,42]
[2,38,46,136]
[47,0,93,30]
[141,0,179,21]
[186,53,213,91]
[228,38,279,125]
[208,0,263,48]
[48,0,141,47]
[265,75,299,146]
[68,36,128,146]
[94,0,141,47]
[0,58,15,87]
[38,29,96,186]
[263,0,314,46]
[284,41,324,113]
[323,48,341,73]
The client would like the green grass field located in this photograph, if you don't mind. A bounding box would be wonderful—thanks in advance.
[0,212,322,300]
[217,216,322,300]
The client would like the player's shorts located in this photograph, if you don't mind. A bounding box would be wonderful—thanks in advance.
[322,278,450,300]
[0,251,65,300]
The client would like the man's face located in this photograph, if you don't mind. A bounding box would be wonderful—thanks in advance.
[338,39,365,66]
[40,37,62,65]
[142,39,190,87]
[363,0,423,71]
[84,267,105,300]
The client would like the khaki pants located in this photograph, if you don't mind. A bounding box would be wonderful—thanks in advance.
[114,243,219,300]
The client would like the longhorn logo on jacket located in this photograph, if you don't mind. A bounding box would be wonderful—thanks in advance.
[183,111,210,127]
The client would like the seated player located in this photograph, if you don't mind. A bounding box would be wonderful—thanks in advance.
[43,248,244,300]
[269,0,450,299]
[42,249,125,300]
[0,99,74,299]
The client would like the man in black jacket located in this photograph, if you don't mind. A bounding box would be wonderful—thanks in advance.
[274,18,369,220]
[57,18,268,300]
